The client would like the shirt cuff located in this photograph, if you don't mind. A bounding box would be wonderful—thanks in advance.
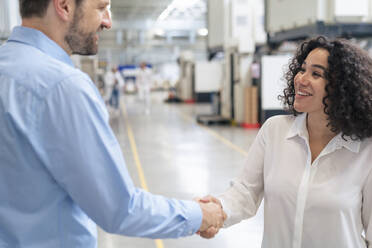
[183,200,203,236]
[217,196,231,228]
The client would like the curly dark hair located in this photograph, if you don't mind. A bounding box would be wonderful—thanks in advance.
[280,36,372,140]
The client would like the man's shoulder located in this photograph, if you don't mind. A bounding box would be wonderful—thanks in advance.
[23,45,83,82]
[0,42,89,96]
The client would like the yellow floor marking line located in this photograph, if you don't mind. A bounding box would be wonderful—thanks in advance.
[155,239,164,248]
[179,112,249,157]
[121,103,164,248]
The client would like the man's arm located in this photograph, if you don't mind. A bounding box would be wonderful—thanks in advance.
[34,74,219,238]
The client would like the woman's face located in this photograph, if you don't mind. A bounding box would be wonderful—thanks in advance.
[294,48,329,116]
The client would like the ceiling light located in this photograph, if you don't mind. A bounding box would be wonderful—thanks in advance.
[157,0,201,21]
[197,28,208,36]
[154,28,165,37]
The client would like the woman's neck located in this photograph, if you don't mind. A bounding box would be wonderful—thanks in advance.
[306,112,337,142]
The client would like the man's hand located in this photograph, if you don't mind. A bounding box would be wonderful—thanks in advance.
[194,195,227,239]
[199,195,222,206]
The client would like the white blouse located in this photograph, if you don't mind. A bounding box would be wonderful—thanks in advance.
[220,114,372,248]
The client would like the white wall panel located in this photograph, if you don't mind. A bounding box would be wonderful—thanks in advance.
[231,0,255,53]
[261,54,292,110]
[195,61,223,92]
[0,0,20,39]
[207,0,227,48]
[208,0,265,51]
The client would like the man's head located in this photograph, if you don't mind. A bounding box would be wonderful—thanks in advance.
[20,0,112,55]
[65,0,112,55]
[140,62,146,70]
[19,0,83,18]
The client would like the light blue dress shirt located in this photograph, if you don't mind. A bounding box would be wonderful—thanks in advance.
[0,26,202,248]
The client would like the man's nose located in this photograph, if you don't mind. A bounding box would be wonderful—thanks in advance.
[102,9,112,29]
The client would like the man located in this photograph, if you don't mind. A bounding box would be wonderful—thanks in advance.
[0,0,225,247]
[104,66,124,112]
[137,62,153,114]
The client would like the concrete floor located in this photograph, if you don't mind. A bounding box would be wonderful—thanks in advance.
[98,92,264,248]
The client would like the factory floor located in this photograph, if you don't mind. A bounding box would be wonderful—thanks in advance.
[97,91,263,248]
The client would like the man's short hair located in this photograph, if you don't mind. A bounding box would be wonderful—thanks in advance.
[19,0,83,18]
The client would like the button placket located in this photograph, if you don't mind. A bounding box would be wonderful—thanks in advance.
[292,134,335,248]
[292,139,313,248]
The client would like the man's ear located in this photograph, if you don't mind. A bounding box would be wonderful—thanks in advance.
[52,0,75,22]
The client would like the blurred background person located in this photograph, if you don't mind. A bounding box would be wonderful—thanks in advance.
[104,66,124,115]
[137,62,153,114]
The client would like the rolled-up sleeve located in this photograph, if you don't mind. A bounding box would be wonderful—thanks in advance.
[32,74,202,238]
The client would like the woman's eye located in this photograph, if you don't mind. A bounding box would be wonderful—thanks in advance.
[313,72,321,78]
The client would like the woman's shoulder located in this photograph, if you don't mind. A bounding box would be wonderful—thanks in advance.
[262,114,296,130]
[360,137,372,150]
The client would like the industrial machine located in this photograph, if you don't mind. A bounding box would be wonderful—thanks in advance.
[198,0,264,126]
[266,0,372,46]
[176,50,195,102]
[194,60,223,103]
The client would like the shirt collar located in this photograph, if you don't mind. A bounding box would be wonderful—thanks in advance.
[286,113,308,140]
[285,113,361,153]
[8,26,74,67]
[331,133,361,153]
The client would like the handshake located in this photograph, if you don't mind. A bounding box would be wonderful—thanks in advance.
[195,195,226,239]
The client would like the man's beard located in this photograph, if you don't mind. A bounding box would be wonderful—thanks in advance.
[65,11,98,55]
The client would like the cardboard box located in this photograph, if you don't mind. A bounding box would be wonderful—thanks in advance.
[244,86,258,124]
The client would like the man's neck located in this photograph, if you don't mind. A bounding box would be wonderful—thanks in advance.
[22,18,71,55]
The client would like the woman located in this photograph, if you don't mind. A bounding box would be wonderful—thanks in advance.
[201,36,372,247]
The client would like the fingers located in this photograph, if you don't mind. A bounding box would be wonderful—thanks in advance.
[199,195,221,206]
[198,195,226,222]
[196,195,226,239]
[199,226,219,239]
[198,201,222,231]
[222,209,227,221]
[201,195,227,222]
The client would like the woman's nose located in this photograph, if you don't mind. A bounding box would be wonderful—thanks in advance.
[296,72,310,86]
